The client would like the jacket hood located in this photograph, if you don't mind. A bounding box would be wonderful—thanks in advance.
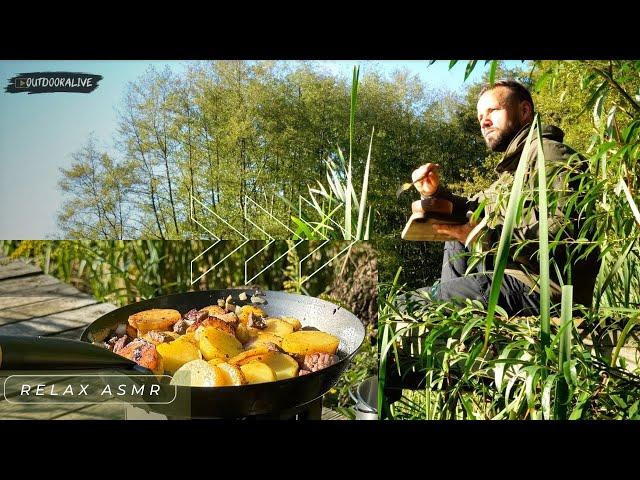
[496,123,565,173]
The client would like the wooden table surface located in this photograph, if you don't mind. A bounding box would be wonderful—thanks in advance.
[0,255,347,420]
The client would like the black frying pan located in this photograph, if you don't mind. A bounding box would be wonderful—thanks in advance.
[78,289,365,418]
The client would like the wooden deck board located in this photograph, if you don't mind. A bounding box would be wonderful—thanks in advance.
[0,260,41,280]
[0,302,117,336]
[0,281,88,310]
[0,296,99,326]
[0,273,60,293]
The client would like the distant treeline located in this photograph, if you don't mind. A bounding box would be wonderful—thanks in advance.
[57,60,493,243]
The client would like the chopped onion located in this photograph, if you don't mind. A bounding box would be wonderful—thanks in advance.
[251,295,266,304]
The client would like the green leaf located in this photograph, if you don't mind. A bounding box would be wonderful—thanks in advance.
[495,343,516,392]
[593,93,606,126]
[622,119,640,143]
[542,373,558,420]
[464,60,478,81]
[595,236,636,311]
[618,178,640,227]
[611,315,640,367]
[364,206,371,241]
[535,115,551,362]
[524,366,542,410]
[488,61,498,86]
[356,127,374,240]
[559,285,573,368]
[569,391,591,420]
[483,116,537,352]
[534,70,553,93]
[448,60,458,70]
[290,216,314,239]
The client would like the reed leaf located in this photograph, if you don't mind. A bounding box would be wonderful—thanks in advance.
[535,114,551,364]
[356,127,374,240]
[483,116,538,351]
[555,285,573,420]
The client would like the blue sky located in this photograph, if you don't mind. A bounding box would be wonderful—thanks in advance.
[0,60,524,239]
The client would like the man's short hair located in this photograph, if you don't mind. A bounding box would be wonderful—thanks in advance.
[480,79,535,113]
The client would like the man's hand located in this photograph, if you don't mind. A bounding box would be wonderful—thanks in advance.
[433,222,475,244]
[412,163,440,197]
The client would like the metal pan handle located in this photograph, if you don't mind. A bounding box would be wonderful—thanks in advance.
[0,336,139,371]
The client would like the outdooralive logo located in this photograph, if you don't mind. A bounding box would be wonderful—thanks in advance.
[5,72,103,94]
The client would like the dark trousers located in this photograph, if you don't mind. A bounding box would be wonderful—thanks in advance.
[432,241,541,317]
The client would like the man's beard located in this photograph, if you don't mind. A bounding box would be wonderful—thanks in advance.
[484,122,521,152]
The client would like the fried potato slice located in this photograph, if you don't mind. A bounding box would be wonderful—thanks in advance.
[236,323,250,343]
[280,316,302,332]
[238,305,267,325]
[262,352,299,380]
[170,359,227,387]
[200,305,226,316]
[244,332,283,350]
[228,347,272,366]
[201,317,235,337]
[175,331,198,346]
[156,340,202,375]
[198,326,243,361]
[281,331,340,356]
[264,318,294,338]
[128,309,181,335]
[240,361,277,384]
[217,362,247,385]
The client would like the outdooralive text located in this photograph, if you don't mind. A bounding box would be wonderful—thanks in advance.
[19,77,94,88]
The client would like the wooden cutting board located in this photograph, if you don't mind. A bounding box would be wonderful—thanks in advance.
[401,212,467,241]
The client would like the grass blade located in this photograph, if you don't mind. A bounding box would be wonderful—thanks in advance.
[611,315,639,367]
[535,114,551,365]
[364,206,371,240]
[483,116,538,352]
[555,284,573,420]
[345,66,359,240]
[618,178,640,226]
[542,373,558,419]
[356,127,374,240]
[595,236,636,312]
[489,61,498,86]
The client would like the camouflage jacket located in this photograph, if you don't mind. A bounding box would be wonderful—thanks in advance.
[438,123,600,307]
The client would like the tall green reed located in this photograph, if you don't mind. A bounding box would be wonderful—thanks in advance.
[291,66,373,240]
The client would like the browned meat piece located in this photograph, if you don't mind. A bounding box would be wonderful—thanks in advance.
[116,338,162,372]
[184,309,209,324]
[126,325,138,338]
[212,312,239,328]
[303,352,339,372]
[247,312,266,329]
[201,317,235,337]
[106,335,120,349]
[290,353,306,369]
[112,335,129,353]
[173,318,189,334]
[298,369,311,376]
